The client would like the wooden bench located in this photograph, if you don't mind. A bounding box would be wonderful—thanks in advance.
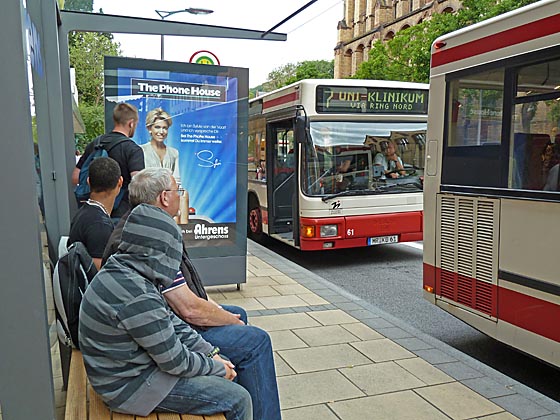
[66,349,226,420]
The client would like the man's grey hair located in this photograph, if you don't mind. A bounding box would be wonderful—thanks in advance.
[129,167,173,207]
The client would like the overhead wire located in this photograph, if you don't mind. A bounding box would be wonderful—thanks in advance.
[287,0,343,34]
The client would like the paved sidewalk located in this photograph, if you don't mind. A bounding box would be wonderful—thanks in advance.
[204,241,560,420]
[34,239,560,420]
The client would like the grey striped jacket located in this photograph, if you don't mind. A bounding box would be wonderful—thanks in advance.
[79,204,225,416]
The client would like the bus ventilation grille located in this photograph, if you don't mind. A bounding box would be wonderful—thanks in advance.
[437,195,498,317]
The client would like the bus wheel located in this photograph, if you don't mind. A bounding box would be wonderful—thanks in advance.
[248,199,263,241]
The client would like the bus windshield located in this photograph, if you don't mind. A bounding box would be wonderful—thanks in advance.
[304,121,427,197]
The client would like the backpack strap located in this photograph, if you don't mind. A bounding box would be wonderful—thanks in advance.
[100,135,130,153]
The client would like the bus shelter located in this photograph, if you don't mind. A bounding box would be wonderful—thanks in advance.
[0,1,286,418]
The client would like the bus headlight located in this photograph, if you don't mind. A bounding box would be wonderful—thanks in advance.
[320,225,338,237]
[302,225,315,238]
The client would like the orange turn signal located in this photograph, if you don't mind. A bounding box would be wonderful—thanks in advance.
[301,225,315,238]
[424,285,434,293]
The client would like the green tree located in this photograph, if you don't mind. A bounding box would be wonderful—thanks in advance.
[69,32,120,106]
[261,60,334,92]
[263,63,297,91]
[291,60,334,82]
[75,103,105,153]
[64,0,118,149]
[62,0,93,12]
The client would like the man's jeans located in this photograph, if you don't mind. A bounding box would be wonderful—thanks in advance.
[155,375,252,420]
[201,305,282,420]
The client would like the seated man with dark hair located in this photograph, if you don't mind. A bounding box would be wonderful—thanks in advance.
[80,203,251,419]
[68,156,122,269]
[102,167,281,420]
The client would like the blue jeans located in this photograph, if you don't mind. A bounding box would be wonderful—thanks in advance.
[200,305,282,420]
[155,375,252,420]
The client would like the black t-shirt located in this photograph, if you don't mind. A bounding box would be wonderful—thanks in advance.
[68,203,114,259]
[77,132,145,218]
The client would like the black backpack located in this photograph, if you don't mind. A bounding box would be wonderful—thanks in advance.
[52,241,97,348]
[75,136,126,209]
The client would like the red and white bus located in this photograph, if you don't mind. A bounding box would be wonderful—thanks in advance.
[248,79,428,250]
[423,0,560,367]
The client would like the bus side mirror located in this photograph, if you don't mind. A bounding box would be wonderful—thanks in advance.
[295,115,310,145]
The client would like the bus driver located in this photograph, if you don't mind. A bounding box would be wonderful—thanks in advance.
[374,141,406,179]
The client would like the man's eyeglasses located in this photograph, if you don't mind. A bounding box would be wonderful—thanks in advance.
[165,188,186,197]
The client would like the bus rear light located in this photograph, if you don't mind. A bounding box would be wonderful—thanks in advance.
[320,224,338,237]
[424,285,434,294]
[434,41,447,49]
[302,225,315,238]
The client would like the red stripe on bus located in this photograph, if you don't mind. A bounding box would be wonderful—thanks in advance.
[499,287,560,343]
[431,13,560,68]
[423,263,559,342]
[263,91,299,110]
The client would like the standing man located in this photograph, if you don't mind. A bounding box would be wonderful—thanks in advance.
[72,102,144,222]
[103,168,282,420]
[67,157,122,270]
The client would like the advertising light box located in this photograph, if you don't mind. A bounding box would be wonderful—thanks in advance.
[104,56,248,262]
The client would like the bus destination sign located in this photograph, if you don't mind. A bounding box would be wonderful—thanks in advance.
[316,86,428,114]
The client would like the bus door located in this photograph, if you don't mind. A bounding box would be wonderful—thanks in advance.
[267,121,297,237]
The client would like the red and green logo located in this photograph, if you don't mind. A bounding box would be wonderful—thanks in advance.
[189,50,220,66]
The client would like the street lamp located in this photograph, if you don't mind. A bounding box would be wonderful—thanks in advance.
[155,8,214,60]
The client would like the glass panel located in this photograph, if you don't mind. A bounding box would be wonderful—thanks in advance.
[516,59,560,98]
[248,117,266,181]
[448,69,504,147]
[303,121,426,197]
[248,133,257,173]
[273,126,295,188]
[510,99,560,190]
[510,57,560,191]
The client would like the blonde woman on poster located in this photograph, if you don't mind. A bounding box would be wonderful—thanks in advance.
[142,108,189,223]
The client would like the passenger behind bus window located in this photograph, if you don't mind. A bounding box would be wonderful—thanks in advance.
[332,155,353,192]
[543,141,560,191]
[374,141,406,179]
[256,159,266,180]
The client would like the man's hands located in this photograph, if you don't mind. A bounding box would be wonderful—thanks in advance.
[213,355,237,380]
[208,298,245,326]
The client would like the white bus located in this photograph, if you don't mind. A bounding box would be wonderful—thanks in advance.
[423,0,560,367]
[248,79,428,251]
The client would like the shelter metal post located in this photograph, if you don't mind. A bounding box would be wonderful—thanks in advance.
[0,0,57,418]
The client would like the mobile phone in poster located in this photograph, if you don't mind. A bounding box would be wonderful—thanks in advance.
[104,56,248,252]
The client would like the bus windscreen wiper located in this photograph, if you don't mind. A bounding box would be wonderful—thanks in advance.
[376,182,422,191]
[321,182,422,202]
[321,189,383,201]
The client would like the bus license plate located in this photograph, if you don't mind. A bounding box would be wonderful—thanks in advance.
[368,235,398,246]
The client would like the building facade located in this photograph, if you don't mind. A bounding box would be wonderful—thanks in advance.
[334,0,462,78]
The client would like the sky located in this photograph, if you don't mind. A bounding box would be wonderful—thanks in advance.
[91,0,344,87]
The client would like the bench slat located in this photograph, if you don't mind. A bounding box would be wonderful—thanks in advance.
[203,415,227,420]
[135,414,158,420]
[113,413,133,420]
[157,413,183,419]
[88,383,111,419]
[65,349,87,420]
